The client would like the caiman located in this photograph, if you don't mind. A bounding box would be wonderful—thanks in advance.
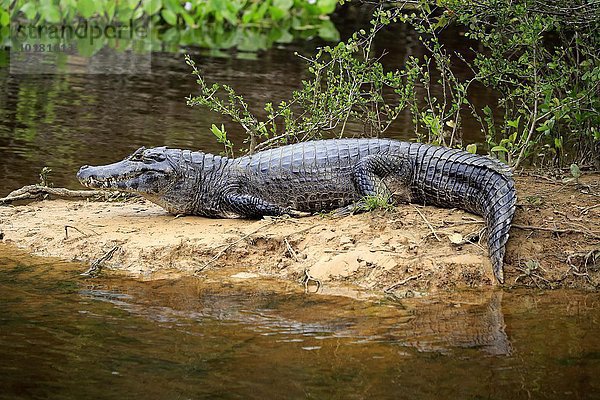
[77,138,516,282]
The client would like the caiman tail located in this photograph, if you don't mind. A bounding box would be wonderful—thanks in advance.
[408,143,517,283]
[479,163,516,284]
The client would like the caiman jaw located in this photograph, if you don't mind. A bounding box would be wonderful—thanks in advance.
[77,170,142,190]
[77,147,177,195]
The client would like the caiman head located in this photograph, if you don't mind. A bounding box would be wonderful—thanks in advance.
[77,146,182,196]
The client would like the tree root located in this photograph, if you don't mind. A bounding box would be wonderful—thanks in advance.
[302,268,322,293]
[414,206,441,241]
[384,273,422,293]
[81,246,121,277]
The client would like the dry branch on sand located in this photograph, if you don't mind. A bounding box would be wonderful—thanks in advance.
[0,185,106,204]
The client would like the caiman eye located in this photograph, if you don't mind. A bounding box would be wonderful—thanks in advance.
[129,147,146,162]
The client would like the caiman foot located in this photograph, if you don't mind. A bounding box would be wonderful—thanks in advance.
[332,201,368,217]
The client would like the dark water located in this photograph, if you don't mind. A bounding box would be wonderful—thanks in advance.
[1,246,599,399]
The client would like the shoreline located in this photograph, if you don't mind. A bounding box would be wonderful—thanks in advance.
[1,174,598,294]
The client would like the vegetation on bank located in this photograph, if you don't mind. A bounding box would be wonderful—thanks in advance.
[5,0,337,26]
[2,0,340,52]
[187,0,599,168]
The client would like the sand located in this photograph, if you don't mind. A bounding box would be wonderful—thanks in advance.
[1,174,598,294]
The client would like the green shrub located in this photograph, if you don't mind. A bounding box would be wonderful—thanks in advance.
[444,0,600,167]
[188,0,599,168]
[6,0,338,27]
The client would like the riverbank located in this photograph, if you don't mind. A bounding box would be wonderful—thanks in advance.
[1,174,598,295]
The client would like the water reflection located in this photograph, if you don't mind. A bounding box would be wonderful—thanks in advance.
[81,283,512,356]
[1,246,600,399]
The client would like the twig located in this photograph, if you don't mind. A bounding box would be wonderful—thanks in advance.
[287,224,318,237]
[194,221,275,274]
[303,268,321,293]
[512,224,600,239]
[527,173,562,184]
[1,185,107,204]
[64,225,87,240]
[81,246,121,277]
[384,273,422,293]
[413,206,441,241]
[579,203,600,214]
[284,238,299,261]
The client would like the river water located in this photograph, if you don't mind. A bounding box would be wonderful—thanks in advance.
[1,14,599,400]
[1,246,599,399]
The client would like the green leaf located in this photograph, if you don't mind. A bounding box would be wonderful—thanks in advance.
[254,1,270,21]
[20,3,38,20]
[554,137,563,149]
[269,5,288,20]
[160,8,177,25]
[161,26,180,43]
[491,145,508,153]
[105,0,116,20]
[317,0,337,14]
[93,0,107,14]
[271,27,293,44]
[41,5,61,23]
[273,0,293,10]
[536,123,549,132]
[60,0,77,9]
[466,143,477,154]
[143,0,162,16]
[211,123,228,142]
[127,0,140,10]
[116,4,133,22]
[241,9,255,24]
[164,0,182,13]
[221,9,237,25]
[180,10,195,27]
[271,0,293,19]
[132,6,144,19]
[0,10,9,26]
[570,163,581,180]
[318,20,340,41]
[507,116,520,129]
[76,34,106,57]
[77,0,97,18]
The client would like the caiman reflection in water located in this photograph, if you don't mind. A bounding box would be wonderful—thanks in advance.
[83,280,511,355]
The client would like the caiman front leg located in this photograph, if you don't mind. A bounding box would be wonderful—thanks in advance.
[335,154,413,216]
[224,193,310,218]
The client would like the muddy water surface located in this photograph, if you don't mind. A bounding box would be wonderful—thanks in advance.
[1,246,598,399]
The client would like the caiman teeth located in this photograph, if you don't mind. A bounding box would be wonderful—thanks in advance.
[82,171,144,188]
[84,176,121,188]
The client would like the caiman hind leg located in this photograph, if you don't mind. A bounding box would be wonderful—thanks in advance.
[225,193,310,218]
[335,154,413,216]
